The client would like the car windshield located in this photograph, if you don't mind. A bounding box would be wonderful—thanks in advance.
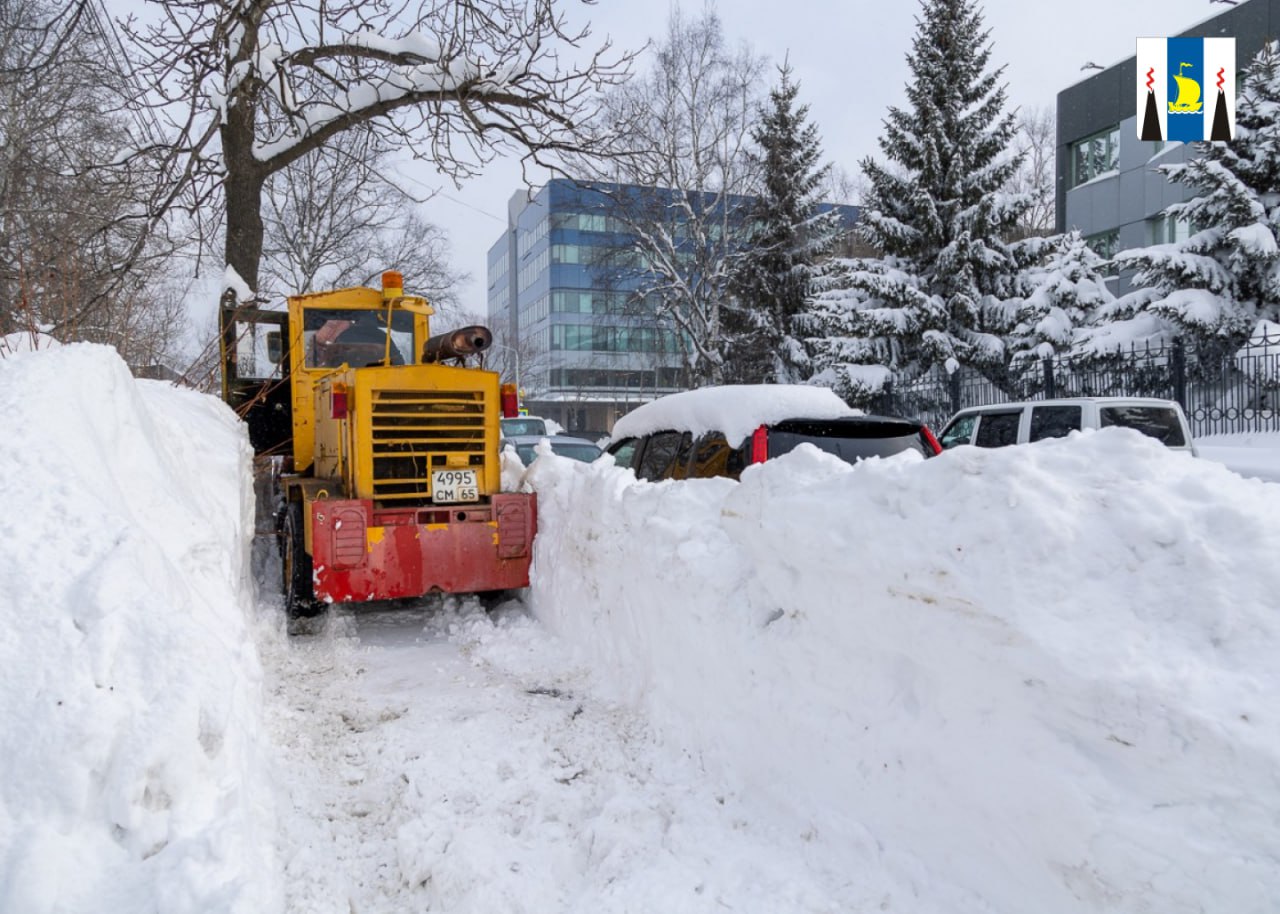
[502,418,547,437]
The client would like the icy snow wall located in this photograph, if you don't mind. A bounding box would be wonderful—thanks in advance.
[0,343,278,913]
[526,432,1280,914]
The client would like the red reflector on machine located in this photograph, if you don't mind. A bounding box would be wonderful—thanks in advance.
[331,385,348,420]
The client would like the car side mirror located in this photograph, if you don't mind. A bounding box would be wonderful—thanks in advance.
[266,331,282,364]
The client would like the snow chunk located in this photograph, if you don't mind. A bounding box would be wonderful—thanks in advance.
[223,264,254,301]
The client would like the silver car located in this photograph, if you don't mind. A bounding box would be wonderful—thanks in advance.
[503,433,603,466]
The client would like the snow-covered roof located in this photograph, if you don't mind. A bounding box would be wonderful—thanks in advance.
[609,384,856,443]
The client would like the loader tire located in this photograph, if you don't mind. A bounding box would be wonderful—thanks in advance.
[282,501,324,619]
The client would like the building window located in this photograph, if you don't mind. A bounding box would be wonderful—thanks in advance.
[551,244,582,264]
[547,367,683,391]
[1084,229,1119,260]
[1148,212,1194,245]
[550,289,654,314]
[517,218,548,258]
[517,249,549,293]
[1070,126,1120,187]
[518,295,549,334]
[548,322,678,353]
[552,324,609,352]
[551,212,620,233]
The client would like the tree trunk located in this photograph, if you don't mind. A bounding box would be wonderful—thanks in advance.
[220,3,267,299]
[222,122,266,297]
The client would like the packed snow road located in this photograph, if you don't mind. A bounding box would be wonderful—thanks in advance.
[260,594,866,914]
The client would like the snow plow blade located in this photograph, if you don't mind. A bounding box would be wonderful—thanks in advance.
[309,494,536,602]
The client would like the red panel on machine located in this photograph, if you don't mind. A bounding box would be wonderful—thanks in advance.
[310,494,536,603]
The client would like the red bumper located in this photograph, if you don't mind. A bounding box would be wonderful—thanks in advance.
[309,493,536,603]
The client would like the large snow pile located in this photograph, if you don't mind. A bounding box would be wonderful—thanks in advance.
[0,344,278,913]
[526,432,1280,913]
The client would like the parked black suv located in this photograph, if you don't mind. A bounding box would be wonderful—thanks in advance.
[605,387,941,482]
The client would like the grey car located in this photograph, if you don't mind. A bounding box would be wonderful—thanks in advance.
[503,433,603,466]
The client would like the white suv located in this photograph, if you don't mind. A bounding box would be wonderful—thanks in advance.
[937,397,1198,455]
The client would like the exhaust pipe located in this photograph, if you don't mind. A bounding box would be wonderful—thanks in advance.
[422,325,493,364]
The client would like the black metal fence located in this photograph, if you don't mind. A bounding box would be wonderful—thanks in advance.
[873,332,1280,439]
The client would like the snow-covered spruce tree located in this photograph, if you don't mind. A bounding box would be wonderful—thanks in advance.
[1106,41,1280,362]
[802,0,1026,405]
[725,62,843,384]
[993,231,1116,385]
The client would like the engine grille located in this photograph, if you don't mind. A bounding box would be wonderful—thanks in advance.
[370,390,486,505]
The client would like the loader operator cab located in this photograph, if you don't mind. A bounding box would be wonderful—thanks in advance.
[305,308,411,368]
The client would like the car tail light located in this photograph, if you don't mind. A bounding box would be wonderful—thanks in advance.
[920,425,942,455]
[331,384,348,420]
[750,425,769,464]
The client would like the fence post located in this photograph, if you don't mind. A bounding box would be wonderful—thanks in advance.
[1043,355,1056,400]
[949,368,961,416]
[878,377,894,416]
[1171,337,1187,408]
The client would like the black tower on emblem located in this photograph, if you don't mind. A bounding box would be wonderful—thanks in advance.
[1141,89,1163,142]
[1211,88,1231,141]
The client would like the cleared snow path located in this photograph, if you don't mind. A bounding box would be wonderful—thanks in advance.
[258,594,872,914]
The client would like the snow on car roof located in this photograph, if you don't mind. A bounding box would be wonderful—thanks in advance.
[610,384,857,444]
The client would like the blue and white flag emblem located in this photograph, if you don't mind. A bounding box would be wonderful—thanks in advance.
[1136,37,1235,142]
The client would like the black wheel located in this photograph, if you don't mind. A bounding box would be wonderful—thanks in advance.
[282,501,324,619]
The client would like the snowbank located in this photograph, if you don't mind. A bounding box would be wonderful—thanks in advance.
[525,431,1280,913]
[0,344,278,913]
[1196,430,1280,482]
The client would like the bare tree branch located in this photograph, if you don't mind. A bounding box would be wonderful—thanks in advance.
[117,0,638,293]
[570,6,765,387]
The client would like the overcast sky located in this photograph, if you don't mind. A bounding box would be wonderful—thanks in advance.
[417,0,1216,316]
[102,0,1223,312]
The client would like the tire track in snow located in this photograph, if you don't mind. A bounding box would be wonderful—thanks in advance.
[257,596,874,913]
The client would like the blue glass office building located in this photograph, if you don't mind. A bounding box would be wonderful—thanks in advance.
[487,178,857,436]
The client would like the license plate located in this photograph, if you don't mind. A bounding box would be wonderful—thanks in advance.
[431,468,479,504]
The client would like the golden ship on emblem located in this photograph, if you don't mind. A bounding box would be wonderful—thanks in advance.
[1169,61,1203,113]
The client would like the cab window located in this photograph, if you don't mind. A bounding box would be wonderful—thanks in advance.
[303,308,414,368]
[973,411,1021,448]
[1100,406,1186,446]
[666,432,695,479]
[607,437,640,469]
[690,431,735,478]
[1029,405,1082,442]
[940,414,977,448]
[635,431,684,480]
